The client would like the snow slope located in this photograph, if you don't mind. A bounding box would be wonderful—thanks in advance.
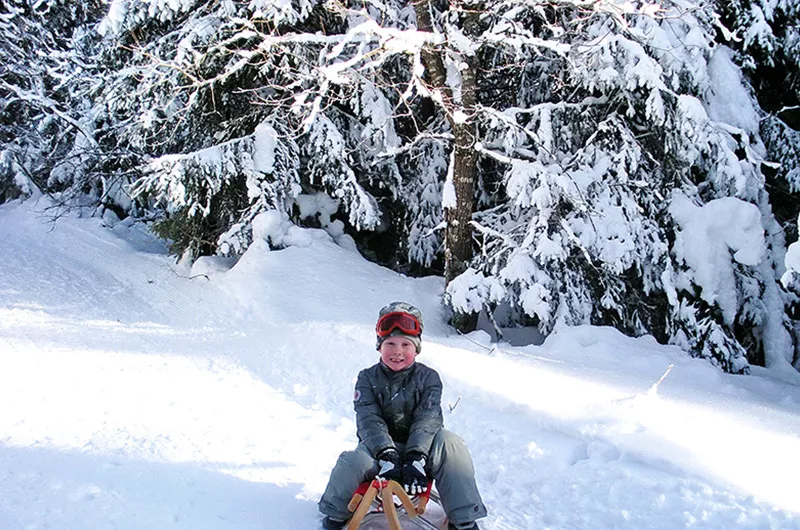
[1,198,800,530]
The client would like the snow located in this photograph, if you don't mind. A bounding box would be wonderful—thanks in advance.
[252,209,288,245]
[446,269,503,316]
[2,198,800,530]
[783,215,800,296]
[787,243,800,276]
[442,153,457,210]
[787,215,800,275]
[669,194,765,326]
[252,122,278,175]
[97,0,128,37]
[705,47,760,135]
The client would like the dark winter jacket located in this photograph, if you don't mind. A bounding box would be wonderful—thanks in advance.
[354,361,444,459]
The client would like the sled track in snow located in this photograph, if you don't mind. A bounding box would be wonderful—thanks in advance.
[44,222,204,327]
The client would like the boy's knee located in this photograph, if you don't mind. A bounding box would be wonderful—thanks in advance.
[335,446,377,476]
[430,429,473,471]
[434,429,466,451]
[338,450,368,468]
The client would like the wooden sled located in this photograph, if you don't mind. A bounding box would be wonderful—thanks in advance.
[345,478,445,530]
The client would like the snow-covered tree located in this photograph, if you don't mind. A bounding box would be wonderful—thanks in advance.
[0,0,104,205]
[4,0,799,373]
[782,214,800,368]
[717,1,800,124]
[716,0,800,242]
[715,0,800,369]
[437,1,794,373]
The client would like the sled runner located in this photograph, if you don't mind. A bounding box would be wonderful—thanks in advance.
[345,478,445,530]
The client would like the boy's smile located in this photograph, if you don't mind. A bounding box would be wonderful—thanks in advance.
[379,335,418,371]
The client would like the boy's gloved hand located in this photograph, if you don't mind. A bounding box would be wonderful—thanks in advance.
[401,451,428,495]
[376,448,402,483]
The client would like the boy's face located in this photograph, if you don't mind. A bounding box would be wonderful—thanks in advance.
[379,335,418,371]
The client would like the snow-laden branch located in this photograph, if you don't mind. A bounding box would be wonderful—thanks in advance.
[371,132,454,163]
[0,80,98,148]
[470,219,518,248]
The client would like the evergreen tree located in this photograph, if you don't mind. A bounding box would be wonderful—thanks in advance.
[441,1,792,372]
[716,0,800,127]
[715,0,800,369]
[3,0,799,373]
[88,0,424,259]
[0,0,104,204]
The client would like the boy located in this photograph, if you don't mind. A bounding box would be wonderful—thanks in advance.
[318,302,487,530]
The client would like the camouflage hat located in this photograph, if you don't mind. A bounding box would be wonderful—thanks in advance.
[376,301,424,352]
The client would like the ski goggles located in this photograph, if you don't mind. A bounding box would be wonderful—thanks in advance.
[376,311,422,338]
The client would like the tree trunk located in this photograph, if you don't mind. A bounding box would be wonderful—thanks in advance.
[444,55,478,285]
[413,0,480,331]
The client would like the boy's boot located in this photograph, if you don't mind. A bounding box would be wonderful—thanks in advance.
[321,516,347,530]
[448,522,480,530]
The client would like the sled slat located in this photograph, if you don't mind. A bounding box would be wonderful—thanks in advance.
[347,493,363,513]
[381,482,403,530]
[345,482,378,530]
[389,481,419,519]
[346,478,439,529]
[414,494,429,515]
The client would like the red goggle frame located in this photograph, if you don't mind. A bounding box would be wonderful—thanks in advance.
[376,311,422,338]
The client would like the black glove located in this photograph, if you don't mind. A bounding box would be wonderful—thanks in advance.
[376,448,402,483]
[401,451,428,495]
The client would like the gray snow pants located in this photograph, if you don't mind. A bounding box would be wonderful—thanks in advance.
[318,429,487,525]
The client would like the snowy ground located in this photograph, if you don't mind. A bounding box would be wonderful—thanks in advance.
[1,198,800,530]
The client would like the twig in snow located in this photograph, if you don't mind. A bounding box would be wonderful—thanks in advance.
[448,395,462,413]
[456,328,497,354]
[162,257,210,281]
[647,363,674,397]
